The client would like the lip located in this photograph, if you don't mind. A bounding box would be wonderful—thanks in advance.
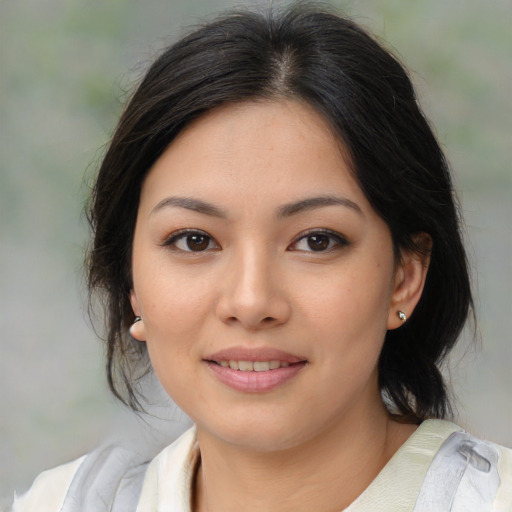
[206,360,307,393]
[204,346,307,393]
[205,347,306,364]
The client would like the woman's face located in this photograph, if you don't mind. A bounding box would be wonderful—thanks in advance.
[130,100,418,451]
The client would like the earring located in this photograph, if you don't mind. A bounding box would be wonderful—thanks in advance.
[129,316,143,339]
[397,310,407,323]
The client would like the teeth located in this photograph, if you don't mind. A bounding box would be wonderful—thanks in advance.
[253,361,270,372]
[238,361,253,371]
[222,360,292,371]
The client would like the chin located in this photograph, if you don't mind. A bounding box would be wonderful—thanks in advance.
[197,413,318,454]
[227,430,305,453]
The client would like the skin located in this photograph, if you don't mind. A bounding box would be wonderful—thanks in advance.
[130,100,430,511]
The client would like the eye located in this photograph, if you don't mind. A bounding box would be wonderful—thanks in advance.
[163,229,219,252]
[289,230,348,253]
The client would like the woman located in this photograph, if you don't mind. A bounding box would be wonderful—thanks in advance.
[12,3,512,511]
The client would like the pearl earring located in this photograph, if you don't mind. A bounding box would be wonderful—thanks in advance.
[129,316,143,338]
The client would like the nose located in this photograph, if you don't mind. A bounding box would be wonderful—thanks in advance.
[215,245,291,330]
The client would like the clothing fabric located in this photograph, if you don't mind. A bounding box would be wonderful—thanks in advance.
[11,419,512,512]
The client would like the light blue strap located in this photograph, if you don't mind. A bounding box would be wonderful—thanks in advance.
[59,444,149,512]
[413,431,500,511]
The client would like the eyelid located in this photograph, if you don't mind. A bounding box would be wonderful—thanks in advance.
[287,228,349,252]
[161,228,220,252]
[160,228,347,253]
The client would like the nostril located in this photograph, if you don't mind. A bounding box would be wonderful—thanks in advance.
[216,290,291,329]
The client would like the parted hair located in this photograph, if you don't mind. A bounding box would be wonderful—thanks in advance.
[87,2,473,421]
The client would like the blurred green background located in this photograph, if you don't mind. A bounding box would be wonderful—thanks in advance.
[1,0,511,504]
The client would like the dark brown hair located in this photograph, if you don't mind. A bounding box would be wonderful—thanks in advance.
[87,3,473,420]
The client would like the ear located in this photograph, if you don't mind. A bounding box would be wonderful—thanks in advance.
[129,290,146,341]
[387,234,431,330]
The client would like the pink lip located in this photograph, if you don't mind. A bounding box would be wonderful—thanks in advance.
[206,361,307,393]
[205,347,305,364]
[203,346,307,393]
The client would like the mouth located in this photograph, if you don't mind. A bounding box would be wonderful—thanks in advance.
[209,360,297,371]
[204,348,307,392]
[205,347,306,365]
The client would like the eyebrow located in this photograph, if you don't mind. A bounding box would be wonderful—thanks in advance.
[150,194,363,219]
[151,196,227,218]
[277,195,364,218]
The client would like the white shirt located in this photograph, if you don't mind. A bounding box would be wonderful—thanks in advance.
[12,419,512,512]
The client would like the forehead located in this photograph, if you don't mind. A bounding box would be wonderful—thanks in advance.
[139,100,369,215]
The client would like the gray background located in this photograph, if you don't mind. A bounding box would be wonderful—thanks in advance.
[1,0,511,505]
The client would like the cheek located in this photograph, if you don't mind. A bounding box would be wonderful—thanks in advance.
[301,264,392,330]
[296,257,393,365]
[135,272,214,391]
[139,262,216,337]
[141,277,211,403]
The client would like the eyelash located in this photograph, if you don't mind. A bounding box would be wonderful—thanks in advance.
[161,228,349,254]
[288,229,349,253]
[162,229,220,253]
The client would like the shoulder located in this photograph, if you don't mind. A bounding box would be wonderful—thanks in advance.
[136,427,199,510]
[9,427,197,512]
[10,443,150,512]
[11,456,86,512]
[415,419,512,511]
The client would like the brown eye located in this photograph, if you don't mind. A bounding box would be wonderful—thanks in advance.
[164,230,219,252]
[185,234,210,251]
[307,234,330,251]
[289,229,348,253]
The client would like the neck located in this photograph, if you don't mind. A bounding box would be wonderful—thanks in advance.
[194,400,416,512]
